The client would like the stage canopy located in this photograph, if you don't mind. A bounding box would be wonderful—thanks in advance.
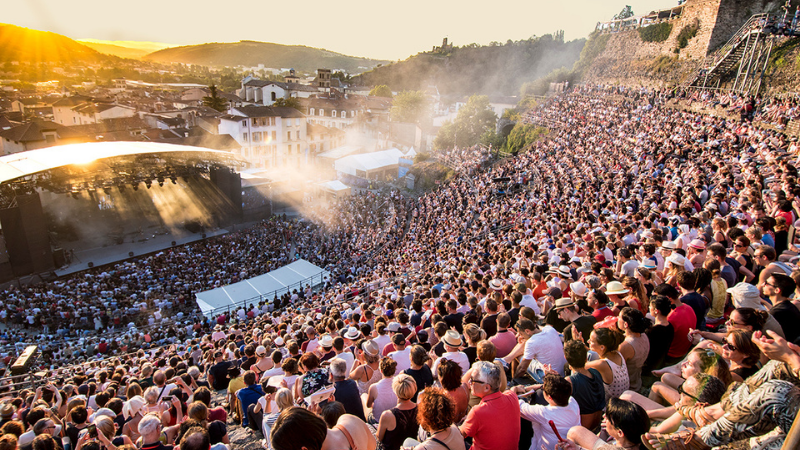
[194,259,330,316]
[0,141,243,184]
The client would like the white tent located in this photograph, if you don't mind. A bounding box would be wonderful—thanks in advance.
[194,259,329,316]
[334,148,404,178]
[317,180,351,197]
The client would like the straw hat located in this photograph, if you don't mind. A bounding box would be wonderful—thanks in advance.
[553,298,575,310]
[442,330,462,347]
[361,340,379,356]
[605,281,630,296]
[666,253,686,267]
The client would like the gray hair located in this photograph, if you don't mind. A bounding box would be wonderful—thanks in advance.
[187,366,200,379]
[138,413,161,436]
[472,361,501,391]
[329,358,347,378]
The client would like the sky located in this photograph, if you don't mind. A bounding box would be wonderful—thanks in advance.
[4,0,672,61]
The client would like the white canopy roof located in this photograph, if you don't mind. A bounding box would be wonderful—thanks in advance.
[0,141,240,184]
[317,180,350,192]
[194,259,329,315]
[334,148,403,176]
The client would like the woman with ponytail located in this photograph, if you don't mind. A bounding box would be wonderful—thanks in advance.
[580,327,630,399]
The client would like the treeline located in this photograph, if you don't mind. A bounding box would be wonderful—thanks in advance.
[352,34,586,96]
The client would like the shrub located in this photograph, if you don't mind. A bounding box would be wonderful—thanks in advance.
[676,20,700,49]
[639,23,673,43]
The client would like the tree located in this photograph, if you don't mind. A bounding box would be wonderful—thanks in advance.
[434,95,497,150]
[390,91,431,125]
[369,85,392,98]
[273,97,302,111]
[202,84,228,112]
[614,5,634,20]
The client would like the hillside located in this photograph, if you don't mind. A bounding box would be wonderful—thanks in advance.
[77,41,151,59]
[143,41,387,73]
[0,24,109,63]
[351,34,585,96]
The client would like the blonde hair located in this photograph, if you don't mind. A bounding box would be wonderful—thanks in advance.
[392,374,418,401]
[95,416,116,440]
[143,386,159,405]
[275,388,293,410]
[463,324,486,345]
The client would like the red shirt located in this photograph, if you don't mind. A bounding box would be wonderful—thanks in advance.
[591,306,616,322]
[667,304,696,358]
[460,390,520,450]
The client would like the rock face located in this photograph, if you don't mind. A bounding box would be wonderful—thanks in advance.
[584,0,787,87]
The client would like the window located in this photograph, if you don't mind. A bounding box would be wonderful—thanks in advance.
[242,120,247,127]
[351,110,355,117]
[271,92,277,101]
[253,132,262,142]
[287,144,292,153]
[341,111,346,119]
[319,109,324,116]
[295,118,300,126]
[272,130,277,141]
[296,130,300,140]
[287,131,292,141]
[242,133,248,142]
[310,108,315,116]
[332,110,337,118]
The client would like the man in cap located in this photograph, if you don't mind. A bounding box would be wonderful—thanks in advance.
[388,334,411,374]
[207,351,232,392]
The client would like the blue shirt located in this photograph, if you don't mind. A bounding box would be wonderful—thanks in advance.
[236,384,264,427]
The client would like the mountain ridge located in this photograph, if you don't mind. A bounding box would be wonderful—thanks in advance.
[142,40,388,73]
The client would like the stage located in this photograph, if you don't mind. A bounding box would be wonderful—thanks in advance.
[55,225,230,276]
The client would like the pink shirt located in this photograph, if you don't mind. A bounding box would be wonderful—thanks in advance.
[488,329,517,358]
[460,390,520,450]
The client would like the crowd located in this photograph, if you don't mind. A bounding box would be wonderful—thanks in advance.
[1,82,800,450]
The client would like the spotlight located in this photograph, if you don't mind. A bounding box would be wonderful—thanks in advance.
[132,183,139,191]
[158,181,164,187]
[145,180,152,189]
[170,176,177,184]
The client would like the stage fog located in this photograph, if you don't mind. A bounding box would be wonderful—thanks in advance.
[40,176,236,252]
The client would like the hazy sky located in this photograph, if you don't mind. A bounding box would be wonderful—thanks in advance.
[7,0,672,60]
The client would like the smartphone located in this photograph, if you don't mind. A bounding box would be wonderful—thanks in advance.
[87,424,97,438]
[163,395,173,402]
[264,386,277,395]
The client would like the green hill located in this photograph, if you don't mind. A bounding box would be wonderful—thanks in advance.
[0,24,109,63]
[352,34,586,96]
[143,41,387,73]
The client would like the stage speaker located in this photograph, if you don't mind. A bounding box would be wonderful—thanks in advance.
[52,248,66,268]
[0,193,53,276]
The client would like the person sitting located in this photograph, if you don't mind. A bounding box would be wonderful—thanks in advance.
[366,358,398,424]
[410,387,466,450]
[376,374,418,450]
[512,373,580,450]
[237,370,264,429]
[563,340,605,430]
[270,407,377,450]
[436,359,470,423]
[329,358,366,422]
[565,398,650,450]
[459,361,520,450]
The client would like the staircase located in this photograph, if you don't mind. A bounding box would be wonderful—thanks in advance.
[685,13,772,91]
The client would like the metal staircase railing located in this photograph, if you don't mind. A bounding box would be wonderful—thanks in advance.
[686,13,772,88]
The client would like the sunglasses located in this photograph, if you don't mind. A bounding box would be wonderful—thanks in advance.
[722,340,738,352]
[677,382,700,402]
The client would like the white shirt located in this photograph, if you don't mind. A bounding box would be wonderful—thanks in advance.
[520,295,541,315]
[432,351,470,375]
[519,397,581,450]
[522,326,568,376]
[337,351,356,376]
[388,347,411,374]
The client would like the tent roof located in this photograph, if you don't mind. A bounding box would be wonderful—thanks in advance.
[334,148,403,173]
[317,180,350,192]
[195,259,329,315]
